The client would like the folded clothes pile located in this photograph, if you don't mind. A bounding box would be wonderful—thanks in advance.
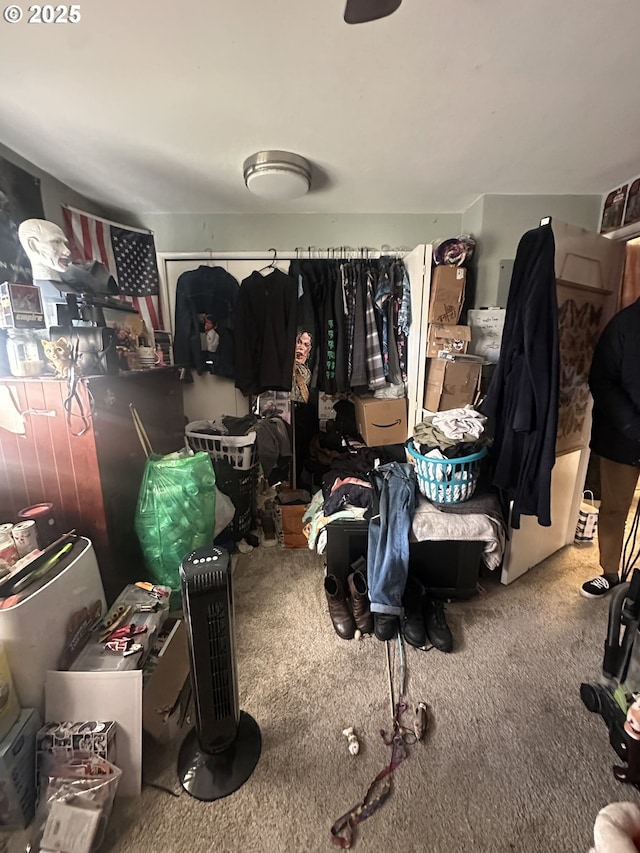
[412,406,490,459]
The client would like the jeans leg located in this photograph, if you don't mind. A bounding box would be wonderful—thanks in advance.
[368,463,417,616]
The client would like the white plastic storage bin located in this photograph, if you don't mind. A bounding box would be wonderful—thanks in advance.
[0,537,106,715]
[185,421,258,470]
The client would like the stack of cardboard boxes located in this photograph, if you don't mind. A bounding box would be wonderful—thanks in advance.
[423,266,483,413]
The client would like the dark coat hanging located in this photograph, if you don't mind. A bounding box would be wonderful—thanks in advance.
[173,265,240,380]
[479,223,559,528]
[234,268,298,396]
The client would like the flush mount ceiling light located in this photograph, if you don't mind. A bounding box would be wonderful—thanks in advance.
[243,150,312,200]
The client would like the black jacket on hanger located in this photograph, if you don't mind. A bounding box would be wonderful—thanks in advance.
[480,223,559,528]
[589,298,640,467]
[173,265,239,379]
[234,268,298,396]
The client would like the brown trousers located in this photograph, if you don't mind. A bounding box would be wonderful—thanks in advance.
[598,456,640,576]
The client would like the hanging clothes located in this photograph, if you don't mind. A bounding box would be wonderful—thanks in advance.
[364,273,386,390]
[289,259,352,393]
[479,223,559,528]
[292,330,312,403]
[173,265,240,380]
[288,256,411,395]
[234,268,298,397]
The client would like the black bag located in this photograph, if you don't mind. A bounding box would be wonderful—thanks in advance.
[50,326,119,376]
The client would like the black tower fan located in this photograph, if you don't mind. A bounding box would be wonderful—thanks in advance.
[177,545,261,800]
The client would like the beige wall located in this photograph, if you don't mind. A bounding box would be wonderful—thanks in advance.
[0,140,604,312]
[141,212,462,254]
[0,142,131,228]
[145,198,603,310]
[472,194,602,307]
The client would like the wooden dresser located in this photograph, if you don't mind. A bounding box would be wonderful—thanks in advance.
[0,368,185,602]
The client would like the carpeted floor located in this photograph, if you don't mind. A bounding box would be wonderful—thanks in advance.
[93,538,640,853]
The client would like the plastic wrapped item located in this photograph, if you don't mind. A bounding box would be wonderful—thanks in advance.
[70,583,170,673]
[134,449,217,590]
[36,722,117,788]
[28,754,121,853]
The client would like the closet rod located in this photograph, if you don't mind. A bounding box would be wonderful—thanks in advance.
[161,249,408,261]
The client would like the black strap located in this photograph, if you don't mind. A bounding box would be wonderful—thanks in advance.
[63,358,95,437]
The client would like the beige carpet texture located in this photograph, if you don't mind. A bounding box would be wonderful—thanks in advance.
[86,535,640,853]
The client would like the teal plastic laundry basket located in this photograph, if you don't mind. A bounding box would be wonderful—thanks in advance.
[406,441,487,505]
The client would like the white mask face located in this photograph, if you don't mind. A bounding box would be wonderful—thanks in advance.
[31,226,71,273]
[18,219,72,279]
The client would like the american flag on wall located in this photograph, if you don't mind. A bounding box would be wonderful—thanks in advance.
[62,206,163,333]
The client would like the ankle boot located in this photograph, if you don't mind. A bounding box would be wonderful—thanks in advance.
[402,578,426,649]
[347,570,374,635]
[424,597,453,653]
[324,575,356,640]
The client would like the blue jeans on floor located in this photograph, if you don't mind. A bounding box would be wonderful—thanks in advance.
[367,462,417,616]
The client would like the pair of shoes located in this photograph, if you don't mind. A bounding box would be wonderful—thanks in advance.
[424,597,453,653]
[402,577,426,648]
[324,571,373,640]
[581,574,619,599]
[374,613,399,641]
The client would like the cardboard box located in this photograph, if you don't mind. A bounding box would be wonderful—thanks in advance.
[142,618,190,743]
[424,358,482,412]
[0,282,45,329]
[426,324,471,359]
[428,266,466,324]
[0,708,41,828]
[353,396,408,447]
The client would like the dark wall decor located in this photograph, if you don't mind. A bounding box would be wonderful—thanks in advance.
[0,157,45,284]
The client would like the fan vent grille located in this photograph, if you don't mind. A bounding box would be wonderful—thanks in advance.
[207,597,233,719]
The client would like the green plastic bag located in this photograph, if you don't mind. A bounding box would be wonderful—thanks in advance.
[134,449,216,591]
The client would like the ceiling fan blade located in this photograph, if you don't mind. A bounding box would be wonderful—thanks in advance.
[344,0,402,25]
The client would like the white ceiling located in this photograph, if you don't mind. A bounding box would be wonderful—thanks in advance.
[1,0,638,215]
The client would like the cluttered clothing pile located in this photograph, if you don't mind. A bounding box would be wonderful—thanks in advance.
[407,407,490,502]
[412,406,488,456]
[302,445,390,554]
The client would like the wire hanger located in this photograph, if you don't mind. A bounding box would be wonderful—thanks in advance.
[258,248,278,273]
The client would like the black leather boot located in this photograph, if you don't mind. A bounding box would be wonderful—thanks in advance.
[402,577,426,648]
[374,614,399,641]
[324,575,356,640]
[347,570,374,635]
[424,597,453,652]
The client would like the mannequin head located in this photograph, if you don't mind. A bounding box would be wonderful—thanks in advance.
[18,219,71,282]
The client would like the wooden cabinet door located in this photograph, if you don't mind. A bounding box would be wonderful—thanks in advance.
[89,369,185,597]
[0,379,108,550]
